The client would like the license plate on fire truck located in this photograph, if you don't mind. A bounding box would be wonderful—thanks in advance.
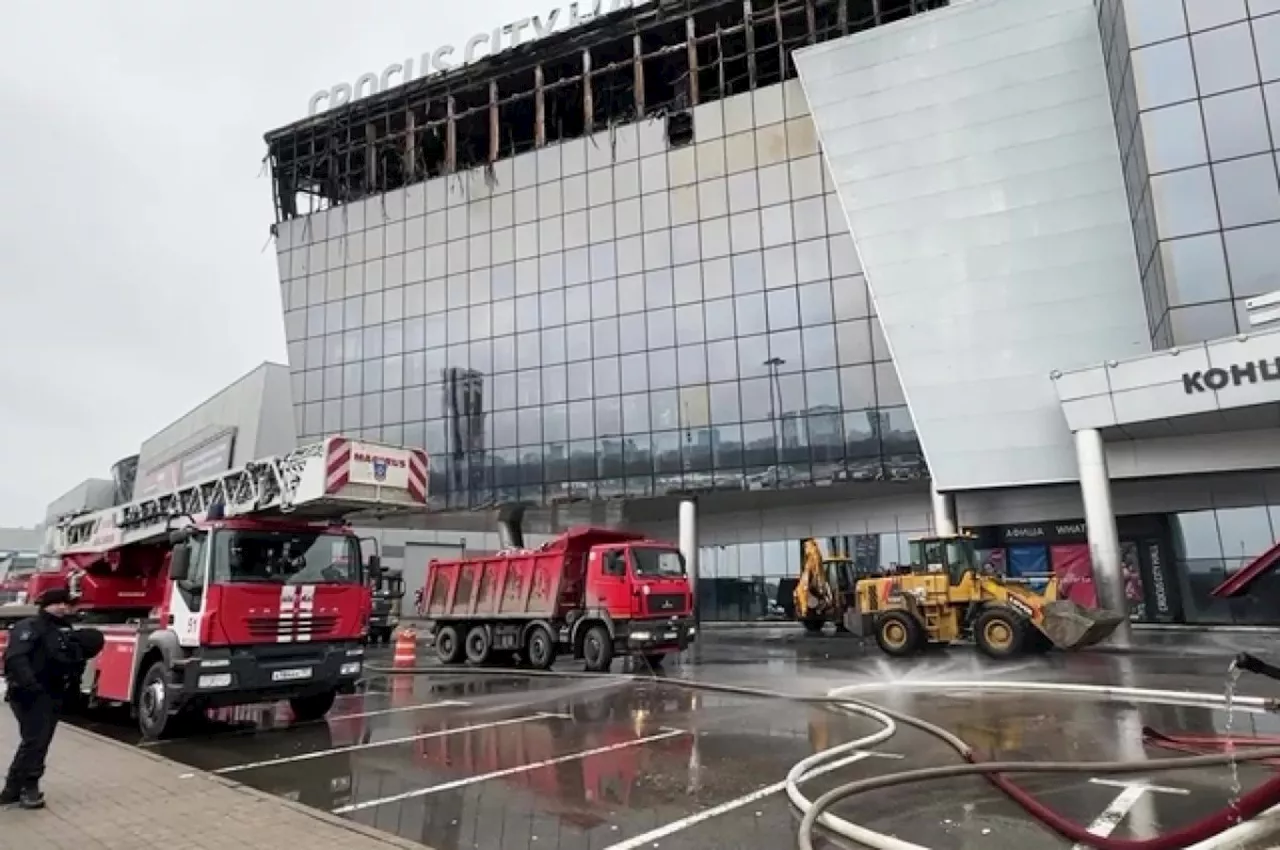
[271,667,313,682]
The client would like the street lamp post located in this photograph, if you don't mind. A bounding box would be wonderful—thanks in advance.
[763,357,785,485]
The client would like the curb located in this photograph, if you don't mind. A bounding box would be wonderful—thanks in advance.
[62,722,432,850]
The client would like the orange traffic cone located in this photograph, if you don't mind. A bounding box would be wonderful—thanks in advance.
[390,627,417,707]
[393,627,417,667]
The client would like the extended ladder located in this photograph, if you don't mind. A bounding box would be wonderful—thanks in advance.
[50,436,429,555]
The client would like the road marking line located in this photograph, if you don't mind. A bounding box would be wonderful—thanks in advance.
[1088,777,1190,796]
[214,711,568,775]
[333,727,688,814]
[601,750,903,850]
[1073,779,1188,849]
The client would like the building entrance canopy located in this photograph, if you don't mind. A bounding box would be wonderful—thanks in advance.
[1053,329,1280,441]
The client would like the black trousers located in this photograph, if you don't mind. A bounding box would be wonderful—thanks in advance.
[5,692,59,792]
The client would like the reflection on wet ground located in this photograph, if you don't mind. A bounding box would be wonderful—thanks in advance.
[72,635,1280,850]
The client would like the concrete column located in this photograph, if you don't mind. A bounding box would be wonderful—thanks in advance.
[930,482,957,537]
[678,499,700,626]
[1075,427,1133,648]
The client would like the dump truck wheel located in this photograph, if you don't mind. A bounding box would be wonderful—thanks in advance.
[874,611,923,657]
[582,624,614,673]
[525,625,557,670]
[465,626,493,665]
[435,625,464,665]
[974,608,1027,659]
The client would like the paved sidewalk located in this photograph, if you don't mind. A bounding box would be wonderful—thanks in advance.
[0,704,429,850]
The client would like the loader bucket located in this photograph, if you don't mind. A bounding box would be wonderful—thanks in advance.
[1038,600,1125,650]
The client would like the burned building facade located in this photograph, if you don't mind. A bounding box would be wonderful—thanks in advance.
[267,0,1280,627]
[268,0,939,512]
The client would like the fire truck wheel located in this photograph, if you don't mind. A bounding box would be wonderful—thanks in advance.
[464,625,493,666]
[435,625,464,665]
[136,661,174,740]
[582,624,614,673]
[525,625,556,670]
[289,690,336,722]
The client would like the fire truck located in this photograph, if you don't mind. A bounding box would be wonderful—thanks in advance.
[0,436,429,739]
[0,551,37,605]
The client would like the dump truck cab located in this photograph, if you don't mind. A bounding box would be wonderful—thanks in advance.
[589,540,690,622]
[851,533,1125,658]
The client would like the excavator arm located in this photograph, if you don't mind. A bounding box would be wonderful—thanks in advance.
[794,538,833,621]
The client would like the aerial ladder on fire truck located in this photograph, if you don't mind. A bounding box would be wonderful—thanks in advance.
[0,435,430,738]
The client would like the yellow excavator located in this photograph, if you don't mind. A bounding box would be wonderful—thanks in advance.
[848,533,1125,658]
[793,538,860,634]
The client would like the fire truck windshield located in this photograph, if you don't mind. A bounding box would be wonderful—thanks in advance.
[212,530,362,585]
[631,547,686,578]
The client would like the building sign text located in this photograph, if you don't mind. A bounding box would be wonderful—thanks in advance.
[1182,358,1280,394]
[309,0,641,116]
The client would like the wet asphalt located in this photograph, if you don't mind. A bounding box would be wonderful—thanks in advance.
[71,630,1280,850]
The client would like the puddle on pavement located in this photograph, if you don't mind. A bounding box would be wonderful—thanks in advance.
[63,641,1280,850]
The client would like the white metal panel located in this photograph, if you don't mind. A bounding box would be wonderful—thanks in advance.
[1054,328,1280,431]
[136,363,293,476]
[794,0,1151,491]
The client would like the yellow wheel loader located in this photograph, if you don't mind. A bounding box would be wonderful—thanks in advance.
[849,534,1125,659]
[793,538,859,634]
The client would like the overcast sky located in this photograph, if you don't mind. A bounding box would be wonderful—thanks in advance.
[0,0,553,526]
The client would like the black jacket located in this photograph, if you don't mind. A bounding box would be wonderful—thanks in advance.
[3,611,83,699]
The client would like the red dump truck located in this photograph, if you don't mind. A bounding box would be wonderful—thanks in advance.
[419,513,695,672]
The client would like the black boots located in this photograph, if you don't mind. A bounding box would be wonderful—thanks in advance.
[18,787,44,809]
[0,785,44,809]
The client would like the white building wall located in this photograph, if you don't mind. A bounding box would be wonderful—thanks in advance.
[0,526,43,553]
[136,362,295,476]
[795,0,1152,491]
[44,479,115,522]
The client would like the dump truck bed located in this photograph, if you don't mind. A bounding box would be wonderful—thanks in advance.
[422,549,576,620]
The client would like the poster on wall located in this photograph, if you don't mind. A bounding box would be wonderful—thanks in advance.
[1049,542,1146,616]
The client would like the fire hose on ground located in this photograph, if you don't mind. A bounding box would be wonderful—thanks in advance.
[368,660,1280,850]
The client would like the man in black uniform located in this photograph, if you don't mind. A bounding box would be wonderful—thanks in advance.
[2,587,84,809]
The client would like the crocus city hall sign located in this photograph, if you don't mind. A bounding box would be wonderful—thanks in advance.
[309,0,641,116]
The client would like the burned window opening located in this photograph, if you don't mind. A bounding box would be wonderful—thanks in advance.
[453,86,490,173]
[545,79,587,144]
[499,93,539,160]
[267,0,950,222]
[591,66,636,130]
[667,111,694,147]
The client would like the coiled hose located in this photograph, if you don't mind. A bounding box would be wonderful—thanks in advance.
[369,662,1280,849]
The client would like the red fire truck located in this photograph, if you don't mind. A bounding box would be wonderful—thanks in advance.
[0,436,429,739]
[419,508,696,672]
[0,551,37,605]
